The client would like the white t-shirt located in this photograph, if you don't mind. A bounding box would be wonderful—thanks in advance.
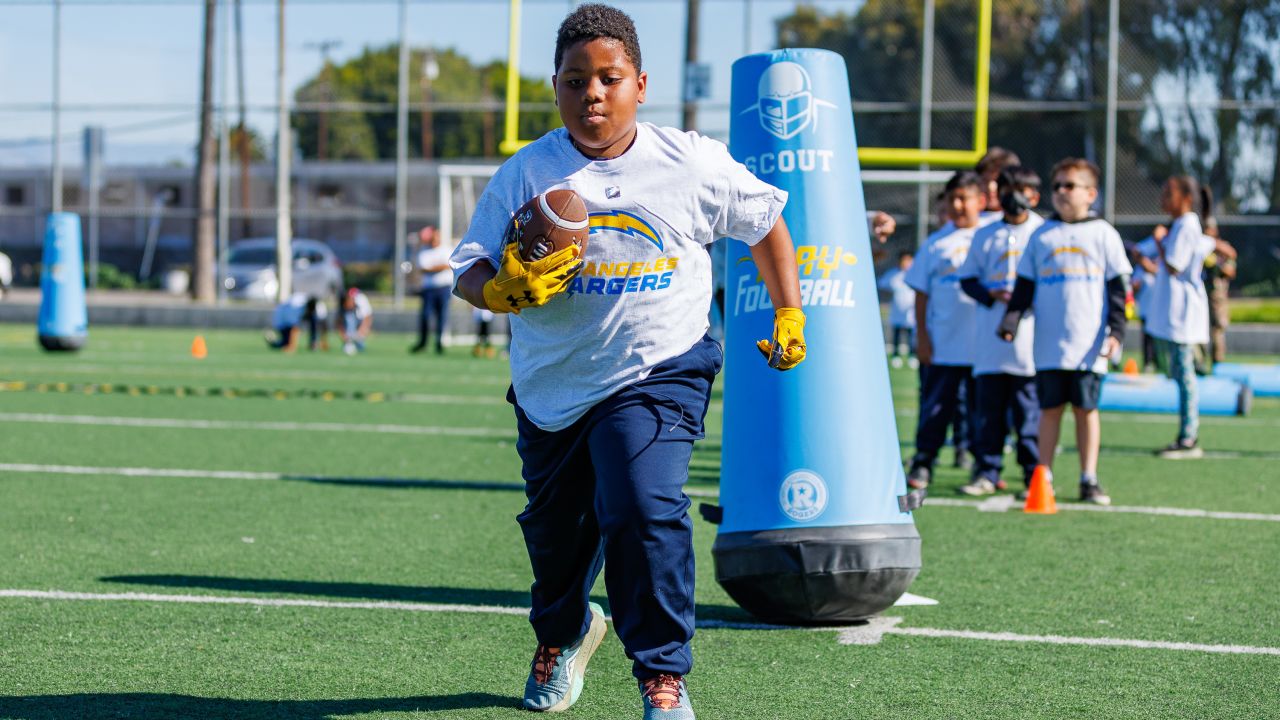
[876,267,916,329]
[1017,218,1132,373]
[451,123,786,431]
[1132,237,1158,320]
[904,224,978,366]
[346,291,373,322]
[958,214,1044,376]
[1145,212,1214,345]
[419,243,455,289]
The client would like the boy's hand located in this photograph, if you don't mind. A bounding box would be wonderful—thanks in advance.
[1100,335,1121,358]
[756,307,807,370]
[481,239,583,314]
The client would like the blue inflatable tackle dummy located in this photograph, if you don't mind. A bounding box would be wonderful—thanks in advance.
[712,49,920,624]
[37,212,88,351]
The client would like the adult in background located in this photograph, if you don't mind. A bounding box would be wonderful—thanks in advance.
[1202,220,1237,366]
[339,287,374,355]
[410,225,454,355]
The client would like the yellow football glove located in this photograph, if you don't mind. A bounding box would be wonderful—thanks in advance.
[756,307,807,370]
[482,237,583,314]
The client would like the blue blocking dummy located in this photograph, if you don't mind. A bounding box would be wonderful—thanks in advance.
[1099,374,1251,416]
[1213,363,1280,397]
[714,49,920,624]
[38,213,88,351]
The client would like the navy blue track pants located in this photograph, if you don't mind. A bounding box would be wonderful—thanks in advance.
[971,372,1040,484]
[511,336,722,680]
[912,363,975,469]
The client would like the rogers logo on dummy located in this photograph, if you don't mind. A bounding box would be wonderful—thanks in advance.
[739,62,838,176]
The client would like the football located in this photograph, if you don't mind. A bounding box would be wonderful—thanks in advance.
[508,188,589,262]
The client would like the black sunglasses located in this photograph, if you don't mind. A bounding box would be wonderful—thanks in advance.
[1052,182,1093,192]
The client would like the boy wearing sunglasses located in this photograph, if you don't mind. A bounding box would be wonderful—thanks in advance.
[998,158,1132,505]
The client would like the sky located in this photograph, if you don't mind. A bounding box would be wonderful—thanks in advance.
[0,0,837,166]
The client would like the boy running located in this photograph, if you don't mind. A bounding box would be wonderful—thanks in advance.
[999,158,1132,505]
[958,166,1044,497]
[450,6,804,718]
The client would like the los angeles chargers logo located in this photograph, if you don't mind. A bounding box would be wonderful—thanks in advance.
[588,211,663,253]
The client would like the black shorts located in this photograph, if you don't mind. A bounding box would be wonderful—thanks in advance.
[1035,370,1102,411]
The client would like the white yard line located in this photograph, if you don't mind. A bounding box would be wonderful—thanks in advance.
[6,589,1270,656]
[0,462,721,497]
[0,412,512,438]
[924,496,1280,522]
[837,616,1280,656]
[1,361,511,386]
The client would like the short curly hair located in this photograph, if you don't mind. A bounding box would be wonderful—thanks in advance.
[554,4,642,73]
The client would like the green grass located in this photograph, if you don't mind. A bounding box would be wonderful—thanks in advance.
[0,325,1277,719]
[1229,297,1280,324]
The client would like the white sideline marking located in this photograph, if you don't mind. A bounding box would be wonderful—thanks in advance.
[0,589,530,617]
[925,497,1280,522]
[0,463,722,499]
[0,412,511,439]
[1,361,511,386]
[836,617,1280,656]
[0,587,929,622]
[8,590,1272,656]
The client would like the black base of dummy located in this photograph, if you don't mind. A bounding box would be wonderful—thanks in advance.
[712,523,920,625]
[39,335,84,352]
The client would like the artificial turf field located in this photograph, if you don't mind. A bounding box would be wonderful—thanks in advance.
[0,324,1277,719]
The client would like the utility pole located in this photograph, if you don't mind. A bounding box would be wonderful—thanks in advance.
[193,0,218,303]
[420,50,439,159]
[235,0,251,237]
[275,0,293,302]
[304,38,342,160]
[51,0,62,214]
[681,0,700,130]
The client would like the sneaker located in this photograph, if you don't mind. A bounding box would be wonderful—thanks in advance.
[906,465,931,490]
[640,674,694,720]
[1156,439,1204,460]
[1014,488,1030,502]
[953,449,974,471]
[958,477,997,496]
[523,602,608,712]
[1079,483,1111,506]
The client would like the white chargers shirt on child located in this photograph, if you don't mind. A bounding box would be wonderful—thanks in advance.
[959,214,1044,376]
[1145,212,1215,346]
[1017,218,1132,373]
[877,268,916,329]
[450,123,786,431]
[904,224,978,366]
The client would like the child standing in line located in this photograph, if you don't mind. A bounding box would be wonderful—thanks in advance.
[450,6,805,718]
[903,171,984,489]
[1129,236,1160,372]
[999,158,1132,505]
[878,250,916,367]
[1145,176,1216,459]
[957,166,1044,497]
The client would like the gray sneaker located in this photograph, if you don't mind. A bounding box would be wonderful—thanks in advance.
[523,602,608,712]
[1079,483,1112,506]
[640,674,694,720]
[1156,439,1204,460]
[958,476,997,496]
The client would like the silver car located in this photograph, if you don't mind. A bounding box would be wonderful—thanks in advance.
[223,238,343,301]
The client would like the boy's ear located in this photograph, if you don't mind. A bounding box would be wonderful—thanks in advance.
[551,74,559,105]
[636,70,647,104]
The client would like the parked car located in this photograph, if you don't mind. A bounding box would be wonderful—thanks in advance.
[223,238,343,301]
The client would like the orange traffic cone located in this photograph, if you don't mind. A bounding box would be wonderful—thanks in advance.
[1122,357,1138,375]
[191,335,208,360]
[1023,465,1057,514]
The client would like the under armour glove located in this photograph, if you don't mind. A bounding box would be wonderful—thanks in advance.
[756,307,807,370]
[481,239,583,314]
